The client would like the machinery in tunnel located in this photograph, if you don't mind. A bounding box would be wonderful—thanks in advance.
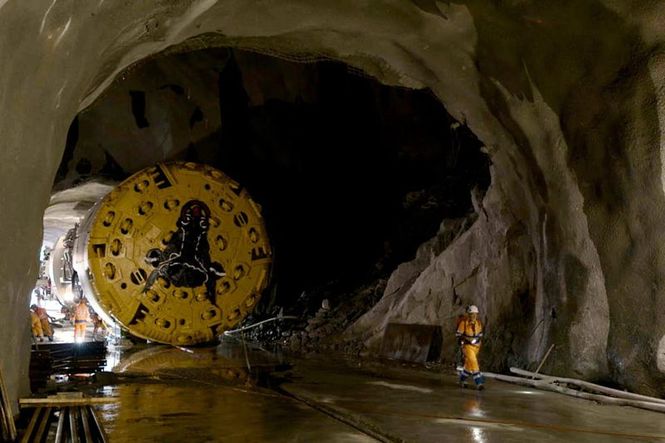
[46,226,81,307]
[70,161,272,346]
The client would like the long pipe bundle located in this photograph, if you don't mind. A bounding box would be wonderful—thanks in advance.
[483,368,665,414]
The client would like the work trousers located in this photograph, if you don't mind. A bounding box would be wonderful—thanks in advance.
[40,319,52,338]
[31,318,43,338]
[462,344,481,373]
[460,344,484,385]
[74,322,87,339]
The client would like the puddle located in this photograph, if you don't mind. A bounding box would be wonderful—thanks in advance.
[367,381,433,394]
[434,418,523,432]
[101,338,292,391]
[86,340,380,442]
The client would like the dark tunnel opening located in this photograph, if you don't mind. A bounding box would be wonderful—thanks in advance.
[52,46,491,318]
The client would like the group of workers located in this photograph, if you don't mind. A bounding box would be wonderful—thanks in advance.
[30,298,107,343]
[30,293,484,388]
[30,304,54,342]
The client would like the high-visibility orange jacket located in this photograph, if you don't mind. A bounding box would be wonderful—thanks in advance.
[35,307,49,320]
[74,303,90,322]
[456,317,483,345]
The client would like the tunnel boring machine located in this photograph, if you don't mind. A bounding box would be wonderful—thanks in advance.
[69,162,272,346]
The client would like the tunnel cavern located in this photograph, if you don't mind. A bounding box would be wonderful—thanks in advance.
[3,1,665,441]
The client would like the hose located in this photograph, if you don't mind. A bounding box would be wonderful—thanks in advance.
[222,314,298,335]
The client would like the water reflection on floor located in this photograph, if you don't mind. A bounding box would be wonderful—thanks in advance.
[94,341,665,442]
[97,340,374,442]
[98,382,375,442]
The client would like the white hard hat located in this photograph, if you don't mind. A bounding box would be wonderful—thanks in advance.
[467,305,479,314]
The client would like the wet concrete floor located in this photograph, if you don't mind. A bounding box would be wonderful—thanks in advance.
[94,341,665,442]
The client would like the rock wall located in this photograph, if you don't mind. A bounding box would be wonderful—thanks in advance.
[54,49,230,190]
[346,1,665,395]
[1,0,665,410]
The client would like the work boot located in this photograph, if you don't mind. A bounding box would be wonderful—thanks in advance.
[477,384,485,391]
[473,374,485,388]
[48,336,54,342]
[458,380,468,389]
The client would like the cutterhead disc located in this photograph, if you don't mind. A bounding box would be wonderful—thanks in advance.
[83,162,271,345]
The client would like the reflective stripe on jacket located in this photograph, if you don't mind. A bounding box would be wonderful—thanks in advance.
[456,318,483,344]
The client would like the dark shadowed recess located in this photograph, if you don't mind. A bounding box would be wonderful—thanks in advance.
[52,48,491,309]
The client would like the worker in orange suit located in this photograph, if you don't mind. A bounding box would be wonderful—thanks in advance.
[31,304,54,342]
[31,310,44,341]
[456,305,485,390]
[73,299,90,342]
[91,312,107,341]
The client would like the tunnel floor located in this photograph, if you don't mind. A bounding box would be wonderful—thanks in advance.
[78,341,665,442]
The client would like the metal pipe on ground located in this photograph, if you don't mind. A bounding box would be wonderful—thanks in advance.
[531,344,555,378]
[509,367,665,405]
[33,407,52,442]
[21,407,44,443]
[69,406,79,443]
[87,405,108,442]
[80,407,93,442]
[54,408,67,443]
[484,372,665,414]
